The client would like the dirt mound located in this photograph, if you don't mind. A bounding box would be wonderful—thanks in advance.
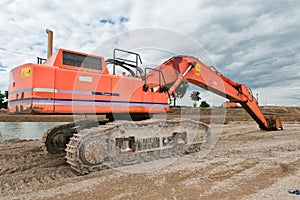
[170,106,300,122]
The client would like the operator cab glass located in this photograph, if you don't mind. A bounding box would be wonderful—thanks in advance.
[62,51,102,70]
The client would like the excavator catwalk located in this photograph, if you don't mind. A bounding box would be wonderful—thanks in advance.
[8,30,282,174]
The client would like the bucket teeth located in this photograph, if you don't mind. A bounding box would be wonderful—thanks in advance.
[265,114,283,130]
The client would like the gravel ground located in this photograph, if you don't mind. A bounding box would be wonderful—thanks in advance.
[0,120,299,199]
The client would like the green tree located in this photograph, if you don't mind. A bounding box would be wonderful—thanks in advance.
[190,91,201,107]
[0,90,8,109]
[5,90,8,99]
[200,101,210,108]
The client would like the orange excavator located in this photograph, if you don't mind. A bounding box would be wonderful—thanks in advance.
[8,30,282,174]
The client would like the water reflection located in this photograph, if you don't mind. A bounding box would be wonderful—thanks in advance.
[0,122,66,142]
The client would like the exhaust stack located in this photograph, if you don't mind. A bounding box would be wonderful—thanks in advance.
[46,29,53,59]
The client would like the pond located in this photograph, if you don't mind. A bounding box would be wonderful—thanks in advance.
[0,122,67,142]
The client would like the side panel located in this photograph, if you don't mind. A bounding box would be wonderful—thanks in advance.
[8,64,56,113]
[8,64,33,113]
[31,65,55,113]
[53,67,113,113]
[53,69,169,114]
[105,75,169,114]
[9,64,170,114]
[142,91,170,113]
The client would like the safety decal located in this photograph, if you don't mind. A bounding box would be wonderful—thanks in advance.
[195,63,200,76]
[21,67,31,78]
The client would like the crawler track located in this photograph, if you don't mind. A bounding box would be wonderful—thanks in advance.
[65,119,209,174]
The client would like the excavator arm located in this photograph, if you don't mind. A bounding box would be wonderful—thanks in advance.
[145,56,283,131]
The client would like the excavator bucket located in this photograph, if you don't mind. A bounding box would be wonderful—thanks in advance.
[265,114,283,130]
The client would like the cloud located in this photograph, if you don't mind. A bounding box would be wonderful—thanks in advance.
[0,62,7,71]
[0,0,299,106]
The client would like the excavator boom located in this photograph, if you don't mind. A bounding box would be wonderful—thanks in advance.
[146,56,283,131]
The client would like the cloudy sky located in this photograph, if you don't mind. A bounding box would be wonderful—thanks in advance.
[0,0,299,106]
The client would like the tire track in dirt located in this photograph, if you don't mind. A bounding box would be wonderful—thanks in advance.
[0,140,75,195]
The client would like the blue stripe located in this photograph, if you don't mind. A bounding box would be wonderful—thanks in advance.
[9,98,169,107]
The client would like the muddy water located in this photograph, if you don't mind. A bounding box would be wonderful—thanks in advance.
[0,122,66,142]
